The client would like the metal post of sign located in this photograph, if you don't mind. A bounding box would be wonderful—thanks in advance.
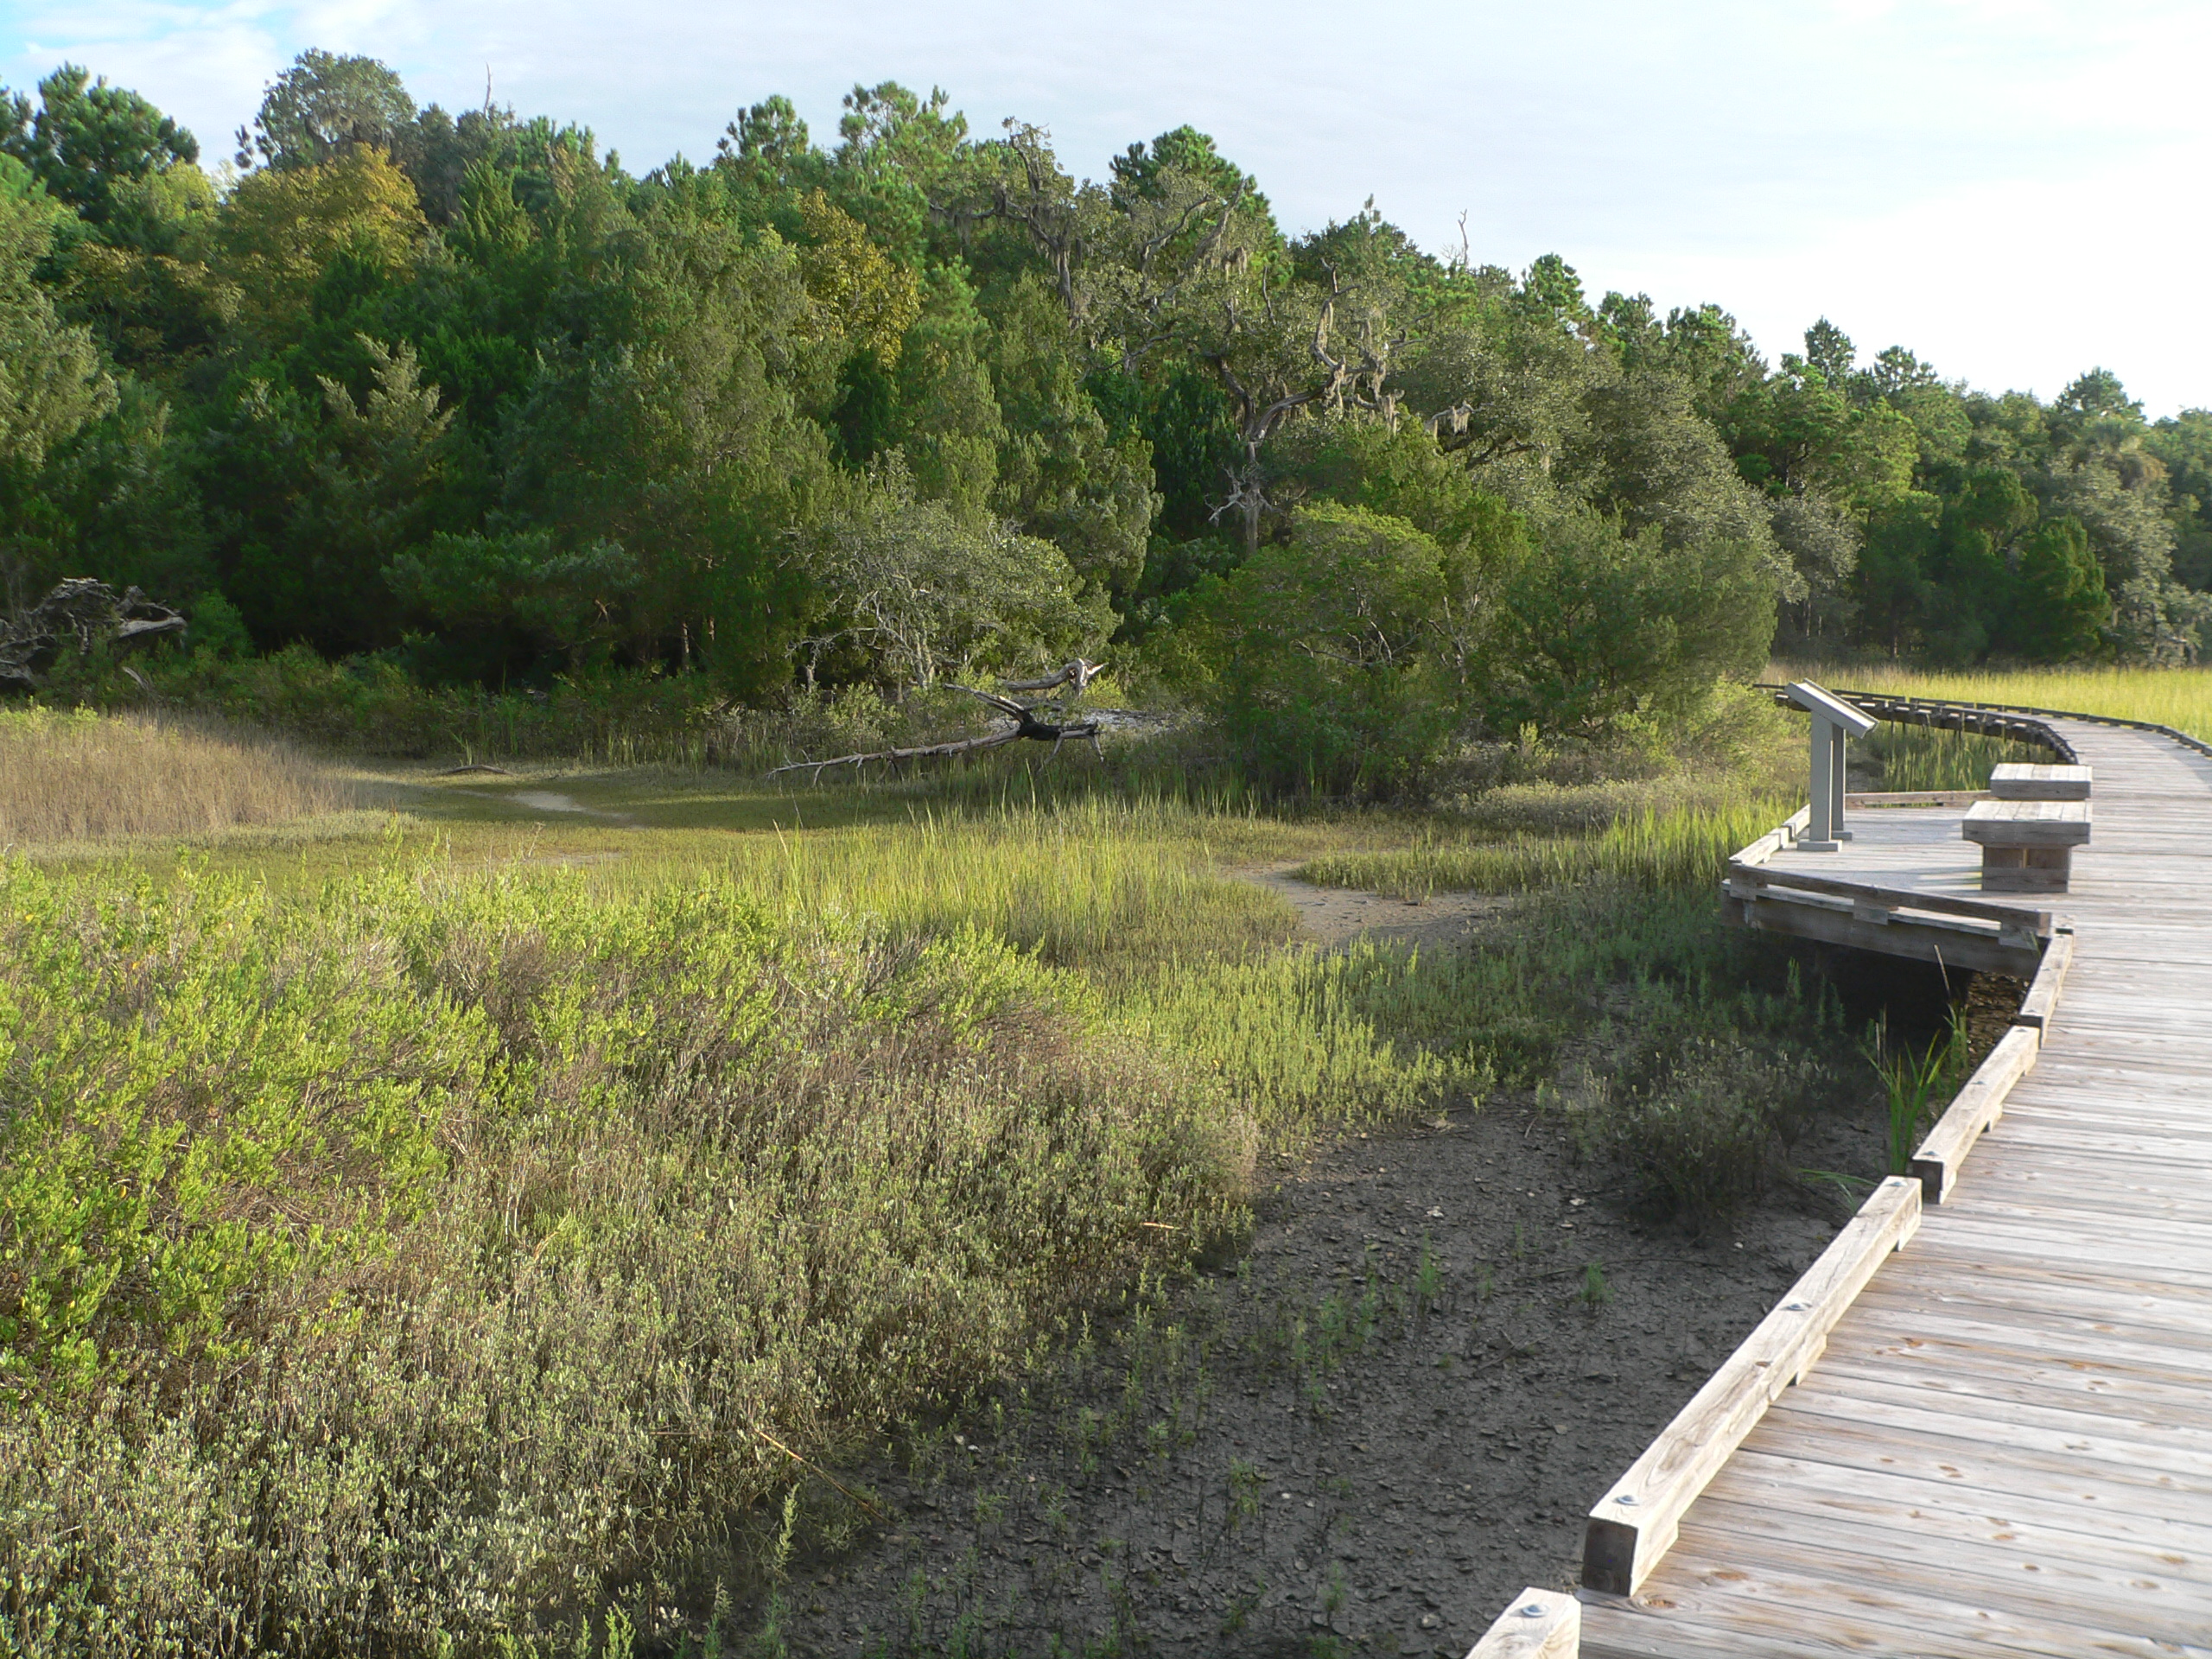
[1807,714,1836,848]
[1786,681,1875,853]
[1831,722,1852,842]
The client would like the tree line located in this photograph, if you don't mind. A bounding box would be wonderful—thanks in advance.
[4,52,2209,776]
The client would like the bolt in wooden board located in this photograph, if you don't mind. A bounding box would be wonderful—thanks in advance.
[1467,1588,1580,1657]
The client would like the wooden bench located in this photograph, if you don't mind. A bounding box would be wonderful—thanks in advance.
[1990,762,2091,801]
[1964,798,2091,892]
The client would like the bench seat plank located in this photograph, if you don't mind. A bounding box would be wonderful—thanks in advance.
[1963,799,2093,848]
[1991,763,2093,801]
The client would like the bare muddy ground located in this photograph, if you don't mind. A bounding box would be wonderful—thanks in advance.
[1235,862,1512,953]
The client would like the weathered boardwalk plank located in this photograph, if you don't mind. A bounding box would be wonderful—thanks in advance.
[1577,718,2212,1658]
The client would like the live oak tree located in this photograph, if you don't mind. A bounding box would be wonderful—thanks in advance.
[798,454,1111,690]
[235,51,416,171]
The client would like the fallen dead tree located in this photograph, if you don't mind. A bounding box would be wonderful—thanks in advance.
[766,660,1170,783]
[2,579,188,692]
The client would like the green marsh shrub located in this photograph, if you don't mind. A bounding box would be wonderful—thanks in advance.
[1153,505,1461,796]
[1567,1034,1823,1225]
[1478,509,1776,739]
[0,859,1247,1651]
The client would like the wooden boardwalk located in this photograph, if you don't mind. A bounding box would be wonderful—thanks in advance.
[1572,718,2212,1658]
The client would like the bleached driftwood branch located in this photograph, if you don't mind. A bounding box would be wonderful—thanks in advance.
[766,663,1139,783]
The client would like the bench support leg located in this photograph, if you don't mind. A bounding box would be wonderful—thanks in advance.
[1982,845,2072,893]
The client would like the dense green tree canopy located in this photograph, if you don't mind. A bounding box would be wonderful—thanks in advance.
[2,48,2204,759]
[1,66,199,226]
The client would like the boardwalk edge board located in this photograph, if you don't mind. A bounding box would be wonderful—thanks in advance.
[1909,1025,2044,1205]
[1751,683,2083,765]
[1720,804,2051,975]
[2010,926,2074,1033]
[1760,681,2212,763]
[1811,688,2212,764]
[1578,1175,1923,1599]
[1465,1588,1580,1658]
[1725,859,2050,937]
[1844,789,1993,808]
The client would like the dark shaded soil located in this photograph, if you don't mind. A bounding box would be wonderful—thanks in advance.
[765,1090,1893,1657]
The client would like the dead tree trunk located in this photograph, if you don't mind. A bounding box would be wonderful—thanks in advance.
[766,663,1125,783]
[1,579,188,692]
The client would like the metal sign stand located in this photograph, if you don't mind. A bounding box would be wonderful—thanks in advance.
[1787,681,1877,851]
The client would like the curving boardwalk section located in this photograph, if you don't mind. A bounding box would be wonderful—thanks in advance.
[1576,719,2212,1658]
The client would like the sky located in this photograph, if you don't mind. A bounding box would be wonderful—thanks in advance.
[9,0,2209,415]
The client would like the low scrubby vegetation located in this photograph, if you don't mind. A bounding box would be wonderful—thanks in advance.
[1,860,1256,1651]
[0,720,1843,1650]
[1565,1030,1834,1224]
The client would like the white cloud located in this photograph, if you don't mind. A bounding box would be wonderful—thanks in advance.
[10,0,2209,410]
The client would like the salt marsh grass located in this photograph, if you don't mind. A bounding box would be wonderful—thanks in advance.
[1859,722,2048,792]
[0,707,349,845]
[670,797,1300,976]
[1795,663,2212,745]
[1294,797,1793,900]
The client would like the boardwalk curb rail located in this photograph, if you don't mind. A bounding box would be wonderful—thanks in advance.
[1580,1175,1923,1598]
[1723,774,2052,974]
[1808,686,2212,762]
[1907,1025,2040,1205]
[1753,684,2079,761]
[1906,921,2073,1203]
[2010,925,2073,1032]
[1723,856,2049,975]
[1758,680,2212,762]
[1724,860,2049,944]
[1465,1589,1580,1658]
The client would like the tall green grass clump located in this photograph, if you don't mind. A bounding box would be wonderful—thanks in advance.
[0,856,1251,1653]
[1122,941,1492,1135]
[699,797,1295,977]
[1862,1007,1969,1174]
[1859,721,2049,792]
[1293,797,1791,899]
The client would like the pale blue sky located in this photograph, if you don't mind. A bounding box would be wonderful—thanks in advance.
[10,0,2209,413]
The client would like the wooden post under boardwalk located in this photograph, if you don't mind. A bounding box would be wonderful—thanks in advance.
[1786,681,1875,849]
